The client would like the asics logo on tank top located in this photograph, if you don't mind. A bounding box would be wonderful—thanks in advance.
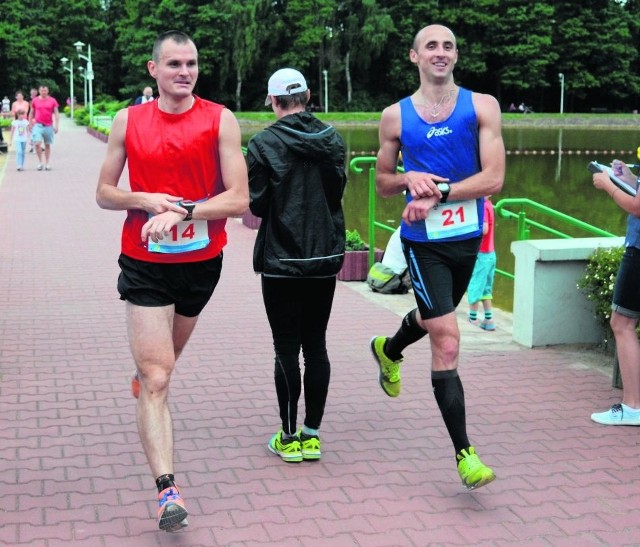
[426,126,453,138]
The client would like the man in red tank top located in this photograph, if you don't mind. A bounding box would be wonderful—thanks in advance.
[96,30,248,532]
[28,85,59,170]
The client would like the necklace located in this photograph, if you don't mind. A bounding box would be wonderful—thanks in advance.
[419,88,456,118]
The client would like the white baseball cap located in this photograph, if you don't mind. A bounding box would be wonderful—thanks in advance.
[265,68,308,106]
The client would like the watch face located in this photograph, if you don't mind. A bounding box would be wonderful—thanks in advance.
[437,183,450,192]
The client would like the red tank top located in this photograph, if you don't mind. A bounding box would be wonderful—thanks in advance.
[121,97,227,263]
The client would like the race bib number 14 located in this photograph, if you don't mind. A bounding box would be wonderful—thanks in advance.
[424,199,479,240]
[148,219,210,253]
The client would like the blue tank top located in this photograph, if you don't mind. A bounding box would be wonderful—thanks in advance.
[399,87,483,242]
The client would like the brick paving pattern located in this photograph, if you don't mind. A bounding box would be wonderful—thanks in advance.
[1,118,639,546]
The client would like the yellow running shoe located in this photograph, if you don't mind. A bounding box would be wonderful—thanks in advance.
[370,336,402,397]
[268,430,303,463]
[299,430,321,461]
[457,447,496,490]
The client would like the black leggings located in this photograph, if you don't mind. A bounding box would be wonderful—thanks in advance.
[261,276,336,435]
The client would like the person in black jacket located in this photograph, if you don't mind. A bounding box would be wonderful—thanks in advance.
[247,68,347,463]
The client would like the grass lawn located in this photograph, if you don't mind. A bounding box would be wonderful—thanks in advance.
[236,111,640,127]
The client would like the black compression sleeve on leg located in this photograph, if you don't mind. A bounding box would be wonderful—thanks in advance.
[432,369,470,456]
[386,309,428,360]
[156,473,176,493]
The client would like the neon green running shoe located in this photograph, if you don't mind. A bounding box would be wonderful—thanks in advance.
[457,447,496,490]
[370,336,402,397]
[268,430,302,463]
[299,430,321,461]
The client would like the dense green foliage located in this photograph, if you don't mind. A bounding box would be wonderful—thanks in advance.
[1,0,639,113]
[577,245,625,327]
[345,229,367,251]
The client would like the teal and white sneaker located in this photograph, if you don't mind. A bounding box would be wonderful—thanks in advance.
[591,403,640,426]
[479,319,496,331]
[268,430,303,462]
[370,336,403,397]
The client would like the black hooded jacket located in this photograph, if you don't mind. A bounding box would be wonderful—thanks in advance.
[247,111,347,277]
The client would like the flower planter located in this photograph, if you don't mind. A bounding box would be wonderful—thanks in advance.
[242,209,261,229]
[337,249,383,281]
[87,127,108,143]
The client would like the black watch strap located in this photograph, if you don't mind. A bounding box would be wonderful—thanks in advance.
[180,201,195,221]
[439,185,450,203]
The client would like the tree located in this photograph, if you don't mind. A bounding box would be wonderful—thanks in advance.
[0,0,107,102]
[337,0,395,108]
[274,0,340,110]
[481,1,557,106]
[114,0,174,99]
[1,0,638,113]
[0,2,52,95]
[230,0,273,111]
[552,0,639,112]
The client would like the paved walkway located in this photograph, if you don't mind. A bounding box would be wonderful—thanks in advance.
[1,118,638,546]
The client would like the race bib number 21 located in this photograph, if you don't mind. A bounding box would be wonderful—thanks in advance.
[424,199,479,240]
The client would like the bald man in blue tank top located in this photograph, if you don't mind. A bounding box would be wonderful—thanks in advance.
[371,24,505,490]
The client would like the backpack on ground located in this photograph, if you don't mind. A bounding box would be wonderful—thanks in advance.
[366,262,410,294]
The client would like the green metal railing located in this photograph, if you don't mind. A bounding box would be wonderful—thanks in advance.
[348,156,619,281]
[349,156,396,267]
[494,198,616,241]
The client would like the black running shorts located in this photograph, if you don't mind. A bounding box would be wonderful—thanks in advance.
[402,237,481,320]
[117,253,223,317]
[612,246,640,319]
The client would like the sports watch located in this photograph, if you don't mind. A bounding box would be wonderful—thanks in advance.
[437,183,451,203]
[179,200,196,221]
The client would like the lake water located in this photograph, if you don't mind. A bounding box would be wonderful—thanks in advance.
[242,124,640,311]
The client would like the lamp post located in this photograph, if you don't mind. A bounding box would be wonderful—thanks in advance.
[558,73,565,115]
[74,41,93,125]
[78,66,87,107]
[60,57,74,120]
[322,69,328,113]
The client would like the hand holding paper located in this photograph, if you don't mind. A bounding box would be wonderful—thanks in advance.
[587,161,637,197]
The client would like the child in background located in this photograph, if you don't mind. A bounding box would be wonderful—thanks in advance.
[468,196,497,331]
[10,109,29,171]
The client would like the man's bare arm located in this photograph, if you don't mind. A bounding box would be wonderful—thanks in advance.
[188,108,249,221]
[376,103,445,200]
[445,93,505,203]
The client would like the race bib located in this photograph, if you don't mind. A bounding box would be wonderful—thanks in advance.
[148,219,210,253]
[424,199,479,240]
